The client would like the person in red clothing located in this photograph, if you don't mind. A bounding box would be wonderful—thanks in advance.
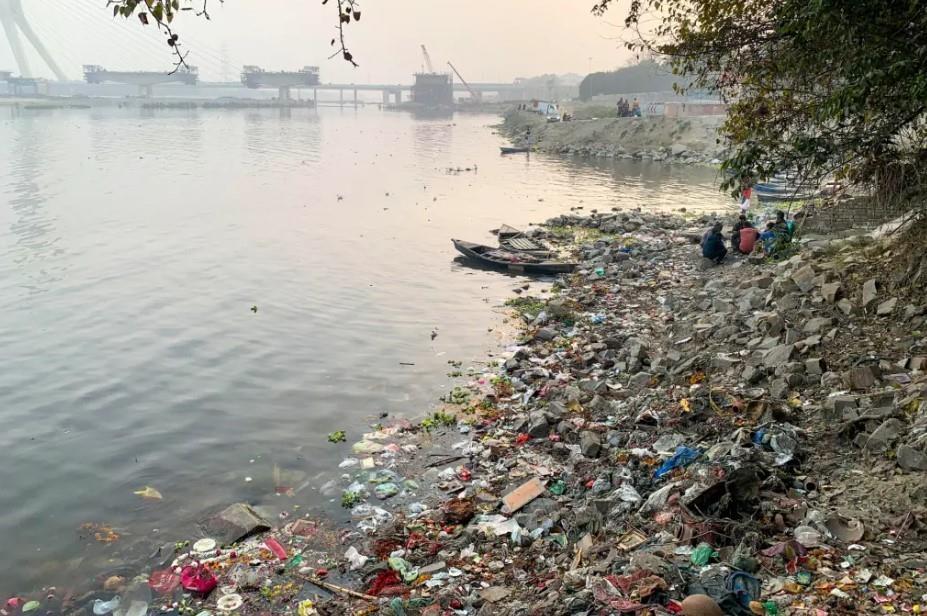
[738,223,760,254]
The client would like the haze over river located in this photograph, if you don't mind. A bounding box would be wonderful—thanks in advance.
[0,106,729,593]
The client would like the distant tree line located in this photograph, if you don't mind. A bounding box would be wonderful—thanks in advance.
[578,61,680,101]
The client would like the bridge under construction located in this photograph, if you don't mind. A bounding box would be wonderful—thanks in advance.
[0,1,524,104]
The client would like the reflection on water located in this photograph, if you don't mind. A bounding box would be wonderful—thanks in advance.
[0,106,730,595]
[6,115,66,293]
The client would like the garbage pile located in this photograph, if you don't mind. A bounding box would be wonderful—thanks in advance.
[7,211,927,615]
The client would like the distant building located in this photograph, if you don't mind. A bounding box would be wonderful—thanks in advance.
[412,72,453,107]
[529,100,560,119]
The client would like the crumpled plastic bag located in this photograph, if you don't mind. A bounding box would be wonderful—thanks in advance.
[345,546,369,570]
[388,556,420,583]
[653,446,701,479]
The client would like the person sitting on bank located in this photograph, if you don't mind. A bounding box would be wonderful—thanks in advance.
[738,221,760,254]
[774,210,795,237]
[731,214,750,251]
[702,222,727,264]
[760,221,777,254]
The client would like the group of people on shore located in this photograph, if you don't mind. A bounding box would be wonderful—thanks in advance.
[701,210,795,264]
[616,97,642,118]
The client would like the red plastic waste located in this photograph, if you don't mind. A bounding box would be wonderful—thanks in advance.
[180,564,218,595]
[264,537,288,560]
[367,570,405,597]
[149,569,181,594]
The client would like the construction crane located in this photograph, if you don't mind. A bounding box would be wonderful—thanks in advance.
[447,61,482,102]
[420,45,435,73]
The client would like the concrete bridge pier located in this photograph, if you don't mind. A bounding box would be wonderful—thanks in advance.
[138,84,153,98]
[277,85,291,101]
[353,88,358,107]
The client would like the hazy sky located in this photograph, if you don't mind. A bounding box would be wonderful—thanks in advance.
[1,0,634,83]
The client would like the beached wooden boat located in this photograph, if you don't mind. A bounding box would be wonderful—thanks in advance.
[489,224,554,257]
[500,236,555,258]
[452,239,576,275]
[500,146,531,155]
[491,224,523,239]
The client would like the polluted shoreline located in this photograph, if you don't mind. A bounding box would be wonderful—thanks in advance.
[13,204,927,615]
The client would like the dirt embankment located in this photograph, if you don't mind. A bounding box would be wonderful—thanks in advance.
[500,109,726,164]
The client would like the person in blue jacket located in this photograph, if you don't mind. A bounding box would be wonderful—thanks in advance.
[701,222,727,264]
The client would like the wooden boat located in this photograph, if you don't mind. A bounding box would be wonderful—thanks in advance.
[452,239,576,275]
[500,235,555,258]
[491,224,523,239]
[500,146,531,155]
[489,224,554,257]
[754,182,820,202]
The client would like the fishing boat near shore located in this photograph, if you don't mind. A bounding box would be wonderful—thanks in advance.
[489,224,555,257]
[500,146,531,155]
[451,239,576,275]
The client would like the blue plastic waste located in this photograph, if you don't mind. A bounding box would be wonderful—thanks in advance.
[752,428,766,445]
[726,571,761,607]
[653,446,701,479]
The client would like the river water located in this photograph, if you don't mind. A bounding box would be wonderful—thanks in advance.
[0,106,729,594]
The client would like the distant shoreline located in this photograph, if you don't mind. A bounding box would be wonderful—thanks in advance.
[498,108,726,165]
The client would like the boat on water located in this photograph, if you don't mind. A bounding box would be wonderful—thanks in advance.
[754,181,820,202]
[500,146,531,155]
[751,172,825,202]
[452,240,576,275]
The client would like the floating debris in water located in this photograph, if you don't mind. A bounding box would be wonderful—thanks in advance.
[133,486,162,500]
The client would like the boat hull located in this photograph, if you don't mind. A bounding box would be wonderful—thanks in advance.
[452,239,575,275]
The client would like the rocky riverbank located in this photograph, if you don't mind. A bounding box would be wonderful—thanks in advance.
[10,210,927,615]
[500,110,726,165]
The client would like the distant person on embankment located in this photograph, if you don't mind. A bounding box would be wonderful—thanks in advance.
[739,183,753,213]
[701,222,727,264]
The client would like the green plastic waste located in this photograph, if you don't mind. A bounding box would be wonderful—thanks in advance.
[548,479,566,495]
[763,601,779,615]
[22,602,40,613]
[690,542,718,566]
[388,556,420,583]
[285,554,303,571]
[389,598,406,616]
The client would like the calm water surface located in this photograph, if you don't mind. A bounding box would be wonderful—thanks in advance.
[0,106,729,593]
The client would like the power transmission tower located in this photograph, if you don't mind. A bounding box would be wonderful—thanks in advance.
[0,0,67,80]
